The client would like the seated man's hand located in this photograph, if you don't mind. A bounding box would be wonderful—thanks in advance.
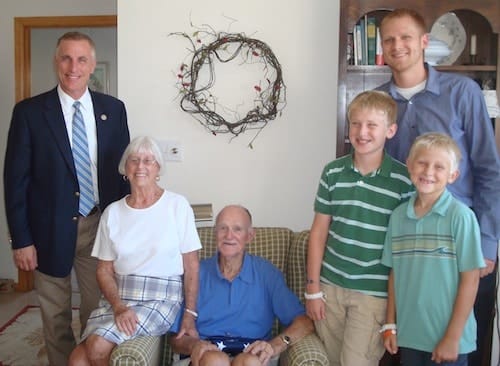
[191,340,220,366]
[244,340,275,365]
[177,313,199,339]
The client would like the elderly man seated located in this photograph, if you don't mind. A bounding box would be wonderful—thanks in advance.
[168,205,314,366]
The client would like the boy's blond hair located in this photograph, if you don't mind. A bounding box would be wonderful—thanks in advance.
[347,90,397,126]
[408,132,462,172]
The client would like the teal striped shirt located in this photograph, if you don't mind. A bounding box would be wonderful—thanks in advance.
[314,152,413,297]
[381,189,485,353]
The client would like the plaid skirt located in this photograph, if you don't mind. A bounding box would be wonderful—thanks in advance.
[81,274,183,344]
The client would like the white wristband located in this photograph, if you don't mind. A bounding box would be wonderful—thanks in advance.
[304,291,326,301]
[379,323,397,333]
[185,308,198,318]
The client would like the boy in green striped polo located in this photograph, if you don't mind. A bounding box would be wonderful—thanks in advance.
[381,133,484,366]
[305,90,414,366]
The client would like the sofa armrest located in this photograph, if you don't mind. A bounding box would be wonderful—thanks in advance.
[109,335,163,366]
[287,230,310,302]
[279,333,329,366]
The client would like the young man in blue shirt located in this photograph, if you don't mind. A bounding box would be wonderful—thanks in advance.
[377,9,500,364]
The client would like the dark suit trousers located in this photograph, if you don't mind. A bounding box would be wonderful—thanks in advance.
[469,266,497,366]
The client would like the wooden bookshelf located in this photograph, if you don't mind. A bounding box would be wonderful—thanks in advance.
[337,0,499,156]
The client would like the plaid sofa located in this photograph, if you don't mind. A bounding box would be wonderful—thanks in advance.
[109,227,329,366]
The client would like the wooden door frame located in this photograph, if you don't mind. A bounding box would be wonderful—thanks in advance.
[13,15,117,291]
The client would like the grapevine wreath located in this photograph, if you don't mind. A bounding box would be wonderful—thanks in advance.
[172,28,286,147]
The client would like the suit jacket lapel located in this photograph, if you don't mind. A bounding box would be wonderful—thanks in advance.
[91,92,109,169]
[43,88,76,175]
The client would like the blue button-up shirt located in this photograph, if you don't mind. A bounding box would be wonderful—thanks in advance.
[377,64,500,260]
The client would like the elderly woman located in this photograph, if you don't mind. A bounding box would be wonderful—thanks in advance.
[69,136,201,365]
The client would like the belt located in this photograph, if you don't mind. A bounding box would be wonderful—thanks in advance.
[80,206,99,217]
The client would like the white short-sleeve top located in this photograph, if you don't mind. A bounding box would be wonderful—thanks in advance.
[92,190,202,277]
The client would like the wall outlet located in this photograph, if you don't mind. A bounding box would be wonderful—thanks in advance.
[159,139,183,162]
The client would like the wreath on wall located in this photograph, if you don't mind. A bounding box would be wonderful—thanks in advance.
[171,26,286,148]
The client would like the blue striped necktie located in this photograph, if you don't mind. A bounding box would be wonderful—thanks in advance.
[72,101,95,216]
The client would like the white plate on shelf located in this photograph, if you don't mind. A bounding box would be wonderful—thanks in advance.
[430,12,466,65]
[425,36,452,65]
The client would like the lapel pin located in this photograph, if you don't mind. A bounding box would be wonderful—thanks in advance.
[100,114,107,121]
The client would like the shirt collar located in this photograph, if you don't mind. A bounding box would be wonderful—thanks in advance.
[57,85,92,113]
[388,63,440,99]
[406,189,452,219]
[422,63,440,96]
[378,152,395,177]
[216,252,254,284]
[344,151,393,178]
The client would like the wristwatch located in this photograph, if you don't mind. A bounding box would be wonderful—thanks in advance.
[280,334,291,347]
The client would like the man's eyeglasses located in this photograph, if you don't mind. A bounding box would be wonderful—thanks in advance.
[127,157,157,166]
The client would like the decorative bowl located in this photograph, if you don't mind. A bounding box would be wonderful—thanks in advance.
[425,37,452,65]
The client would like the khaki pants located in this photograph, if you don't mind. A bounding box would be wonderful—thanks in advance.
[34,211,101,366]
[314,283,386,366]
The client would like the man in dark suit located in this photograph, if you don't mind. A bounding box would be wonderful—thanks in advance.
[4,31,130,365]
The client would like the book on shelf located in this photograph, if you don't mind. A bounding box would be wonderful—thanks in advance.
[350,16,386,66]
[347,32,354,65]
[366,17,376,65]
[354,24,362,65]
[359,16,367,65]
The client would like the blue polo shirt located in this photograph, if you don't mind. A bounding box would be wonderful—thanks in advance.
[171,252,305,340]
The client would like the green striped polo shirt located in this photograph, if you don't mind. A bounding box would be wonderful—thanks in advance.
[314,152,414,297]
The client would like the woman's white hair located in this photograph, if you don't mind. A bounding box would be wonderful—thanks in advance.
[118,136,165,175]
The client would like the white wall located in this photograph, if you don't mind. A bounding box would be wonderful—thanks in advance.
[0,0,340,280]
[117,0,339,231]
[0,0,116,280]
